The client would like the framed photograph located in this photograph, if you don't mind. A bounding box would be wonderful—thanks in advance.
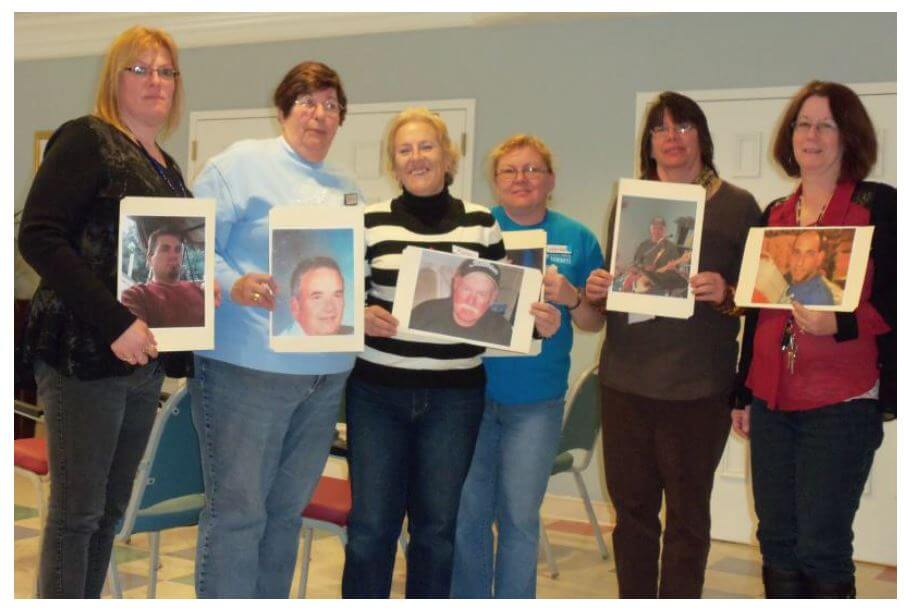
[393,246,543,354]
[607,178,705,319]
[484,229,546,358]
[33,130,53,175]
[735,226,874,312]
[117,197,216,351]
[269,205,364,353]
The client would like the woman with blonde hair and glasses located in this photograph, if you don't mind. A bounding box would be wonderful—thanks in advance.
[342,111,560,598]
[451,134,603,598]
[19,25,190,598]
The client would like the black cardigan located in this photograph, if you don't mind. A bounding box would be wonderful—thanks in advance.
[735,181,896,419]
[19,115,192,380]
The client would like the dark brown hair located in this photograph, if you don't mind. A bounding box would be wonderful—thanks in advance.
[273,61,347,124]
[639,91,717,180]
[772,81,877,182]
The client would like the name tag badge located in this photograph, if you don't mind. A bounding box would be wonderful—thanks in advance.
[452,245,479,258]
[344,193,359,206]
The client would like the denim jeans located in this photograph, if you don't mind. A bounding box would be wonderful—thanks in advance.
[749,398,883,584]
[188,356,348,598]
[341,377,485,598]
[34,359,163,598]
[451,398,564,598]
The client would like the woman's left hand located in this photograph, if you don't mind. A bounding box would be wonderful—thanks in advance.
[689,271,727,303]
[543,265,580,308]
[791,300,838,336]
[530,301,561,338]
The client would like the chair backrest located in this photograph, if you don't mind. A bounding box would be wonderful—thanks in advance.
[557,365,602,470]
[118,387,204,537]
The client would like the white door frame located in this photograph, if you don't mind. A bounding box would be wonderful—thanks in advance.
[187,98,477,201]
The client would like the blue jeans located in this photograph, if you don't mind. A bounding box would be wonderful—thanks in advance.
[341,377,485,598]
[188,356,347,598]
[451,398,564,598]
[750,398,883,583]
[34,359,164,598]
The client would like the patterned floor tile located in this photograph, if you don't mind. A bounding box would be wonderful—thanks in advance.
[15,505,38,521]
[14,525,39,541]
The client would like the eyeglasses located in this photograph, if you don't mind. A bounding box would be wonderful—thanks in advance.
[651,122,695,138]
[792,119,838,136]
[495,165,549,182]
[123,65,180,80]
[294,96,344,116]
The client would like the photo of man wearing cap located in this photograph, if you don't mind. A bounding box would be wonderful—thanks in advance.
[410,258,514,345]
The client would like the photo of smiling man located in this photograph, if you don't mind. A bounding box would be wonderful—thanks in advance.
[280,256,352,336]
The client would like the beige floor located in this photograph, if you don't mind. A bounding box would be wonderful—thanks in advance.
[14,474,896,599]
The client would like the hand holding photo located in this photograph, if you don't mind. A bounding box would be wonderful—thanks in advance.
[393,247,543,353]
[607,178,704,319]
[117,197,216,351]
[735,226,874,312]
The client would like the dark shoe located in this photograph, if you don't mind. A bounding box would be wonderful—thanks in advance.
[806,577,856,599]
[762,565,805,598]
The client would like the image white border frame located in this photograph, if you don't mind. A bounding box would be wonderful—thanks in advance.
[117,196,216,352]
[268,205,365,353]
[606,178,705,319]
[735,226,874,312]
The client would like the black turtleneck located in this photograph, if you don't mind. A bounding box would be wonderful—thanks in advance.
[354,189,506,389]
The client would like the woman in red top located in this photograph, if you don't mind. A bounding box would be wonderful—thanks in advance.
[734,81,895,599]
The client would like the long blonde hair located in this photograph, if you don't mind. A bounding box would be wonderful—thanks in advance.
[94,25,183,137]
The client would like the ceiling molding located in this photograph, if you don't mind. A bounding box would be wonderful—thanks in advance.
[14,12,599,61]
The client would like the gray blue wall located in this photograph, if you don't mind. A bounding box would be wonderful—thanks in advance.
[14,12,895,503]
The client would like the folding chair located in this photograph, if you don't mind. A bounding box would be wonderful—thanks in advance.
[105,387,204,598]
[539,365,609,579]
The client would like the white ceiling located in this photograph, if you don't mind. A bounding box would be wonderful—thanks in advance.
[14,12,603,61]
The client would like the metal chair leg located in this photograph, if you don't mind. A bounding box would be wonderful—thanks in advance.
[147,531,161,598]
[297,527,314,598]
[539,522,559,579]
[107,548,123,598]
[573,470,609,559]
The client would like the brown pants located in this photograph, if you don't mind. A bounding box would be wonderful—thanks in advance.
[600,384,731,598]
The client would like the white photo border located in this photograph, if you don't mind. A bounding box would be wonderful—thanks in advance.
[606,178,705,319]
[117,197,216,352]
[268,205,365,353]
[735,226,874,312]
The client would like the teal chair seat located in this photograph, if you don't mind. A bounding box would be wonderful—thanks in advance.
[125,493,205,534]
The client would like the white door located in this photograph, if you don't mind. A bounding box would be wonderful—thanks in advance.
[187,99,476,203]
[636,83,896,565]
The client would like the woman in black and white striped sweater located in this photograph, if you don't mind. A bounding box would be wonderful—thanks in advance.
[341,108,558,598]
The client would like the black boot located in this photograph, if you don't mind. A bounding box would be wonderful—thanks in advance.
[762,565,806,598]
[806,577,856,599]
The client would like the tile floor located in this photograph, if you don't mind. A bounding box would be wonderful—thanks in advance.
[14,474,896,599]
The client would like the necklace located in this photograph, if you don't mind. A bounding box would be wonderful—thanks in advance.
[136,141,190,197]
[795,193,828,226]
